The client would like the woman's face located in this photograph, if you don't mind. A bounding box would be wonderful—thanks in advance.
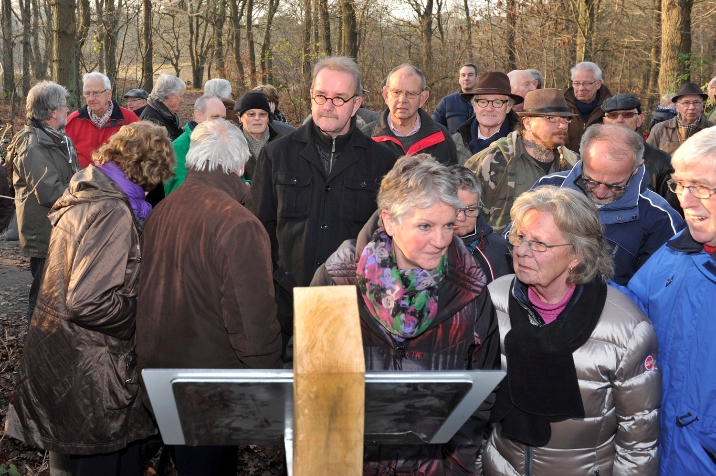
[512,209,580,301]
[453,189,479,237]
[381,201,456,270]
[240,109,270,138]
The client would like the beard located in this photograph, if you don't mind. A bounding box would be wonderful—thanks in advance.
[543,130,568,149]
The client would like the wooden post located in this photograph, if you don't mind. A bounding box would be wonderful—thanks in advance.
[293,286,365,475]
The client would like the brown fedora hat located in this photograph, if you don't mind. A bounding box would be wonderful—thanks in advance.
[516,88,577,117]
[461,71,524,105]
[672,82,708,102]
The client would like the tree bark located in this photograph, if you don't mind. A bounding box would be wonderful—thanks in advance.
[340,0,357,59]
[213,0,227,78]
[659,0,692,93]
[31,0,45,79]
[463,0,473,63]
[646,0,661,110]
[21,0,31,96]
[141,0,153,91]
[260,0,279,83]
[246,0,256,86]
[302,0,313,88]
[1,0,15,99]
[506,0,516,70]
[103,0,119,87]
[319,0,331,55]
[51,0,78,107]
[571,0,597,63]
[230,0,247,90]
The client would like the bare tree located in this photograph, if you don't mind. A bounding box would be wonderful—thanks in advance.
[246,0,257,85]
[51,0,79,107]
[260,0,280,82]
[20,0,31,95]
[31,0,46,79]
[340,0,357,58]
[2,0,15,98]
[319,0,331,55]
[659,0,693,93]
[141,0,153,91]
[230,0,247,90]
[302,0,313,87]
[212,0,227,77]
[406,0,434,75]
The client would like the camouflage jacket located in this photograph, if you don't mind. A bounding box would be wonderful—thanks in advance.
[464,130,578,232]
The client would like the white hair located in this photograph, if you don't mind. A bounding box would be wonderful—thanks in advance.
[83,72,111,90]
[672,127,716,171]
[151,74,186,102]
[204,78,232,99]
[186,119,249,175]
[570,62,602,81]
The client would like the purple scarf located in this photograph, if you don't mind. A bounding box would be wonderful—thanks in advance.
[97,161,152,220]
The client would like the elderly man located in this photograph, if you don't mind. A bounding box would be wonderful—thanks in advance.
[137,119,281,475]
[251,56,399,355]
[564,61,613,151]
[528,69,544,89]
[164,95,226,195]
[123,88,148,115]
[452,72,523,165]
[140,73,186,140]
[65,72,139,168]
[363,64,457,164]
[204,78,238,125]
[431,63,479,134]
[624,127,716,476]
[648,82,715,156]
[707,75,716,122]
[235,91,283,181]
[534,124,684,284]
[464,88,579,232]
[507,70,537,112]
[6,81,80,320]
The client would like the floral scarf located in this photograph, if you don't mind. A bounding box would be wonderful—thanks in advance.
[356,228,447,341]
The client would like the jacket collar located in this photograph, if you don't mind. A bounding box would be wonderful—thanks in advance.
[667,229,716,279]
[76,99,125,122]
[184,167,250,206]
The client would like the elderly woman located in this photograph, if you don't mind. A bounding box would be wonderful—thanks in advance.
[483,186,660,475]
[204,78,238,125]
[451,165,513,283]
[252,83,296,135]
[312,154,500,475]
[235,90,282,181]
[6,121,175,476]
[140,73,186,140]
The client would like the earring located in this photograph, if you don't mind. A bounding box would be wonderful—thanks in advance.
[568,266,574,274]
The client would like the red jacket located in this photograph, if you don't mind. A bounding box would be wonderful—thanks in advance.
[65,100,139,168]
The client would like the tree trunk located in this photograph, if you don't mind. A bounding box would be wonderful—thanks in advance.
[341,0,357,59]
[646,0,661,110]
[2,0,15,98]
[418,0,434,75]
[658,0,692,93]
[302,0,313,88]
[141,0,153,91]
[246,0,256,86]
[506,0,516,70]
[31,0,45,79]
[21,0,31,96]
[43,0,53,77]
[213,0,226,78]
[572,0,597,63]
[230,0,246,90]
[104,0,118,87]
[463,0,473,63]
[260,0,279,83]
[51,0,78,108]
[319,0,331,55]
[95,0,105,72]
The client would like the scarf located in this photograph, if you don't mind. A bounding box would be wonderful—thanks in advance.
[97,161,152,220]
[677,115,701,142]
[147,95,181,129]
[356,228,447,341]
[242,126,270,158]
[33,119,78,169]
[490,277,607,446]
[575,97,599,122]
[469,116,511,154]
[88,100,114,129]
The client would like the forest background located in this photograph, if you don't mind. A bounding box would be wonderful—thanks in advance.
[0,0,713,126]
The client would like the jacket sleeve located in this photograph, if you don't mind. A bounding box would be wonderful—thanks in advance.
[645,129,659,148]
[445,131,459,165]
[432,98,448,127]
[22,143,69,208]
[66,203,137,339]
[250,147,280,268]
[612,315,661,476]
[215,217,282,369]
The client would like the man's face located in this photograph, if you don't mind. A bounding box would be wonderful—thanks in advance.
[675,94,704,125]
[239,109,269,137]
[473,94,512,130]
[523,116,569,149]
[510,71,537,100]
[581,140,640,205]
[195,98,226,124]
[311,68,361,137]
[126,97,147,112]
[164,89,185,113]
[83,78,111,115]
[382,68,429,123]
[459,66,478,93]
[53,100,69,129]
[572,69,602,103]
[708,77,716,104]
[671,159,716,247]
[602,108,644,131]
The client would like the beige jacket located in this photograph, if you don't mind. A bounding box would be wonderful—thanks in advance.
[483,275,661,476]
[646,114,714,156]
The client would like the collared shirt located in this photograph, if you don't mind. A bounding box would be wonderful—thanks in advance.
[676,114,700,141]
[388,113,421,137]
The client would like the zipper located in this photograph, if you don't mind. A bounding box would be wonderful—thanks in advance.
[127,242,141,288]
[524,445,533,475]
[329,137,336,174]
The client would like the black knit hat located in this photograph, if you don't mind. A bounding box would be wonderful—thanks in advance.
[235,91,271,116]
[601,94,642,114]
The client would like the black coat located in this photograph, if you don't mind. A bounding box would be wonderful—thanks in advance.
[459,216,513,284]
[139,104,183,141]
[642,141,681,216]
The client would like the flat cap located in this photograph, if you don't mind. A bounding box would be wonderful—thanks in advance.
[601,93,642,114]
[123,89,148,99]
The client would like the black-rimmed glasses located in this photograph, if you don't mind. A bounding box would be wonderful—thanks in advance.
[576,167,637,194]
[311,94,356,106]
[456,205,482,218]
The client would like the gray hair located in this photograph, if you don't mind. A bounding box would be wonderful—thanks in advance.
[204,78,232,99]
[528,69,544,88]
[386,63,428,91]
[26,81,68,122]
[672,127,716,171]
[378,154,463,224]
[510,186,614,284]
[570,61,603,81]
[449,164,482,198]
[151,74,186,102]
[312,56,362,96]
[580,124,644,167]
[186,119,249,175]
[193,95,218,113]
[661,92,676,106]
[83,72,111,90]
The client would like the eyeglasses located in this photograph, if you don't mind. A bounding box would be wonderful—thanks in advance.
[576,168,636,193]
[536,116,573,124]
[456,205,482,218]
[387,89,422,100]
[311,94,356,106]
[604,111,638,120]
[83,89,109,98]
[677,101,704,108]
[508,233,573,252]
[572,80,598,88]
[474,98,509,108]
[667,179,716,199]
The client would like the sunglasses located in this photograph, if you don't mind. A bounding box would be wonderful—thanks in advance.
[604,111,638,120]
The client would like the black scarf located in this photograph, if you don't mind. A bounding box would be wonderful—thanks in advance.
[147,95,181,129]
[468,116,510,154]
[490,277,607,446]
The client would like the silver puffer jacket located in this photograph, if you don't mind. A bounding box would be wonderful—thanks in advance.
[483,275,661,476]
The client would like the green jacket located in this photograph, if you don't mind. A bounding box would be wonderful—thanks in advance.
[464,130,578,232]
[165,122,195,195]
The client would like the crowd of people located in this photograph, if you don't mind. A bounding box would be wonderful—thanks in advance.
[0,56,714,476]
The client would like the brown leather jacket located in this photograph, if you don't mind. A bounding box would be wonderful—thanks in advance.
[564,85,613,152]
[646,114,715,156]
[6,166,155,454]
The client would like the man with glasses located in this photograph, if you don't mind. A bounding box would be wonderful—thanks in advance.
[624,127,716,476]
[648,82,714,156]
[362,63,457,164]
[564,61,613,151]
[251,56,398,357]
[65,72,139,168]
[453,72,523,165]
[465,88,579,232]
[431,63,478,134]
[533,124,683,284]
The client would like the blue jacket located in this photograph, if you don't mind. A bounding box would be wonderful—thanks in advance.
[625,230,716,475]
[431,92,474,135]
[533,161,685,285]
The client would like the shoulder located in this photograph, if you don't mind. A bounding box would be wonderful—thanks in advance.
[119,106,139,122]
[534,170,569,187]
[319,240,358,286]
[66,110,81,124]
[591,285,653,349]
[487,274,514,314]
[638,189,682,224]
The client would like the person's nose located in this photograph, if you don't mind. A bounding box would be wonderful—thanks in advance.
[433,229,451,249]
[678,186,698,209]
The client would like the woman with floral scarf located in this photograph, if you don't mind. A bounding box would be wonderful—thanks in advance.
[311,154,500,475]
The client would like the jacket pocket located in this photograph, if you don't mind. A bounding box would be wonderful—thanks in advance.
[274,172,313,219]
[339,177,379,223]
[102,347,140,411]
